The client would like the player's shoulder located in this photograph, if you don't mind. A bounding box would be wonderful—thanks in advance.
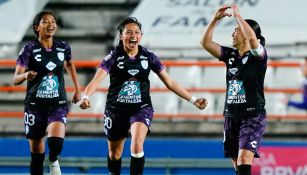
[139,45,158,60]
[54,40,71,50]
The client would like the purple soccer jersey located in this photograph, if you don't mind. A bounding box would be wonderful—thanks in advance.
[99,45,164,111]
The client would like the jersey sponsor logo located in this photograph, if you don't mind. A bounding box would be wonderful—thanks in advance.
[36,73,59,98]
[140,55,148,60]
[141,60,148,69]
[128,69,139,76]
[56,47,65,52]
[57,52,64,61]
[33,48,41,53]
[117,56,124,61]
[46,61,57,71]
[117,78,142,103]
[227,80,247,104]
[229,68,238,75]
[242,56,248,64]
[34,54,42,61]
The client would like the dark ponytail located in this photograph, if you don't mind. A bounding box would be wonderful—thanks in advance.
[245,19,265,46]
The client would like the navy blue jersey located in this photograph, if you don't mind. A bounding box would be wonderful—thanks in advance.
[220,46,268,118]
[17,40,71,107]
[100,45,164,111]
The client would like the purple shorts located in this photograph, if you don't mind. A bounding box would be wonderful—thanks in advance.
[24,104,69,139]
[103,106,154,141]
[223,112,266,158]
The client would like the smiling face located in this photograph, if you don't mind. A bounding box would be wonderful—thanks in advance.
[120,23,142,52]
[35,14,57,38]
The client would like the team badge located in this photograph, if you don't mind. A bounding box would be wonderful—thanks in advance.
[57,52,64,61]
[141,60,148,69]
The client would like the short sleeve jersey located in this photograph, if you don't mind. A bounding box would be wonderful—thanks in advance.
[17,40,71,106]
[220,46,268,118]
[100,45,164,111]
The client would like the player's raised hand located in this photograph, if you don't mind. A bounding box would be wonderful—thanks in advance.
[214,5,232,20]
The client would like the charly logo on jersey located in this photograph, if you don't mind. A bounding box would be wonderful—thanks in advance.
[34,54,42,61]
[36,72,59,98]
[117,78,141,103]
[228,57,235,65]
[57,52,64,61]
[141,60,148,69]
[46,61,57,71]
[242,56,248,64]
[227,80,246,104]
[229,68,238,75]
[128,69,139,76]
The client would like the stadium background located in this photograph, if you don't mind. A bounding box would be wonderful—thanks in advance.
[0,0,306,174]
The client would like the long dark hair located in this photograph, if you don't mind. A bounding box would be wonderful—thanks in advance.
[245,19,265,46]
[116,17,142,47]
[32,11,57,37]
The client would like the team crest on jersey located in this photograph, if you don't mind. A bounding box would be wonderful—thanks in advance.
[141,60,148,69]
[242,56,248,64]
[57,52,64,61]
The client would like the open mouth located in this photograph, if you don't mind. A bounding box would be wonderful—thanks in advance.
[47,27,55,33]
[129,39,137,46]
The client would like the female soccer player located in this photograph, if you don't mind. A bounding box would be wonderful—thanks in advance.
[13,11,81,175]
[80,17,208,175]
[200,4,268,175]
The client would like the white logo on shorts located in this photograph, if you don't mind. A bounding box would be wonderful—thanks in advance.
[25,125,29,134]
[251,141,258,148]
[145,118,150,126]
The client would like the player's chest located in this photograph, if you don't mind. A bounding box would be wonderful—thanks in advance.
[113,57,150,77]
[30,49,65,71]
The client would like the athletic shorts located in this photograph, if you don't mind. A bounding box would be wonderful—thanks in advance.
[223,111,266,158]
[24,104,69,139]
[103,106,154,141]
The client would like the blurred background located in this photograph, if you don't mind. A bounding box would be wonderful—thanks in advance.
[0,0,306,174]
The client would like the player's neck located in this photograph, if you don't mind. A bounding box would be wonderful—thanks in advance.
[125,48,138,58]
[38,36,53,49]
